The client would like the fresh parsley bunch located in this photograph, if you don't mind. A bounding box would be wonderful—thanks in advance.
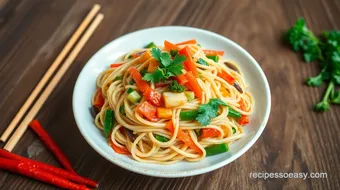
[285,18,340,111]
[142,48,186,83]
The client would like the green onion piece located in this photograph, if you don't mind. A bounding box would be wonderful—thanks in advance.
[228,108,242,118]
[197,44,201,47]
[127,91,141,103]
[180,110,198,121]
[129,80,135,85]
[197,58,209,66]
[144,42,156,48]
[232,127,236,134]
[128,55,133,59]
[127,88,134,94]
[205,144,229,156]
[155,134,169,142]
[119,105,126,116]
[207,55,219,62]
[104,110,114,137]
[114,76,122,81]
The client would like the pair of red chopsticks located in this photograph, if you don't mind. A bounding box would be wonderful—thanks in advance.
[0,120,98,190]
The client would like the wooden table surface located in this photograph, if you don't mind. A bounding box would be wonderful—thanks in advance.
[0,0,339,189]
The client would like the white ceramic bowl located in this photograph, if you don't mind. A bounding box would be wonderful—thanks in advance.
[73,26,271,178]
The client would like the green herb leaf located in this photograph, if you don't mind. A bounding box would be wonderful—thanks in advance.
[173,54,187,65]
[197,58,209,66]
[160,52,172,67]
[306,68,329,86]
[168,81,185,92]
[284,18,322,62]
[146,48,186,83]
[151,48,162,61]
[142,68,165,83]
[196,98,227,126]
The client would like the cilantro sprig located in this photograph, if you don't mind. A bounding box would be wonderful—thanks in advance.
[196,98,227,126]
[285,18,340,111]
[142,48,186,83]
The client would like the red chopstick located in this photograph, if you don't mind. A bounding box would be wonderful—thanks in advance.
[0,157,89,190]
[29,120,76,174]
[0,149,98,188]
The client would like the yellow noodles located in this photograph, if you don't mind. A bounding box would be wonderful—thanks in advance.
[92,44,254,164]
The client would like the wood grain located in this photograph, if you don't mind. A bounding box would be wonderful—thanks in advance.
[0,0,339,189]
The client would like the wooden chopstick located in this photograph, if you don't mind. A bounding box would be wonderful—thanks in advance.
[0,4,101,142]
[4,13,104,152]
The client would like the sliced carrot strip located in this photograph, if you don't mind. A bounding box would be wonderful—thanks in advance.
[175,39,197,46]
[165,121,202,154]
[164,40,180,51]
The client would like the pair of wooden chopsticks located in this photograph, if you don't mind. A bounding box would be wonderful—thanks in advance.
[1,4,104,152]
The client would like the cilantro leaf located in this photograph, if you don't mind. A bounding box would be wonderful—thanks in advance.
[196,98,227,126]
[160,52,172,67]
[173,55,186,65]
[285,18,340,112]
[284,18,322,62]
[168,81,185,92]
[306,67,330,86]
[145,48,186,83]
[142,68,165,83]
[209,98,227,107]
[167,63,184,76]
[197,58,209,66]
[151,48,161,61]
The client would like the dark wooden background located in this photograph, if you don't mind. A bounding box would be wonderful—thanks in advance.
[0,0,339,189]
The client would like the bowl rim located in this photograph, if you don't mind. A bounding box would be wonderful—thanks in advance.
[72,26,271,178]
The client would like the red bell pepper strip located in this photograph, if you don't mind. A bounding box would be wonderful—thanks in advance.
[175,39,197,46]
[128,67,150,93]
[179,46,199,77]
[110,63,123,68]
[0,158,89,190]
[201,128,220,138]
[217,71,236,84]
[109,140,130,155]
[203,49,225,56]
[93,88,104,109]
[0,149,98,188]
[165,121,202,154]
[137,101,159,122]
[164,40,180,51]
[184,71,202,99]
[143,87,162,107]
[29,120,76,174]
[176,74,188,85]
[238,115,250,125]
